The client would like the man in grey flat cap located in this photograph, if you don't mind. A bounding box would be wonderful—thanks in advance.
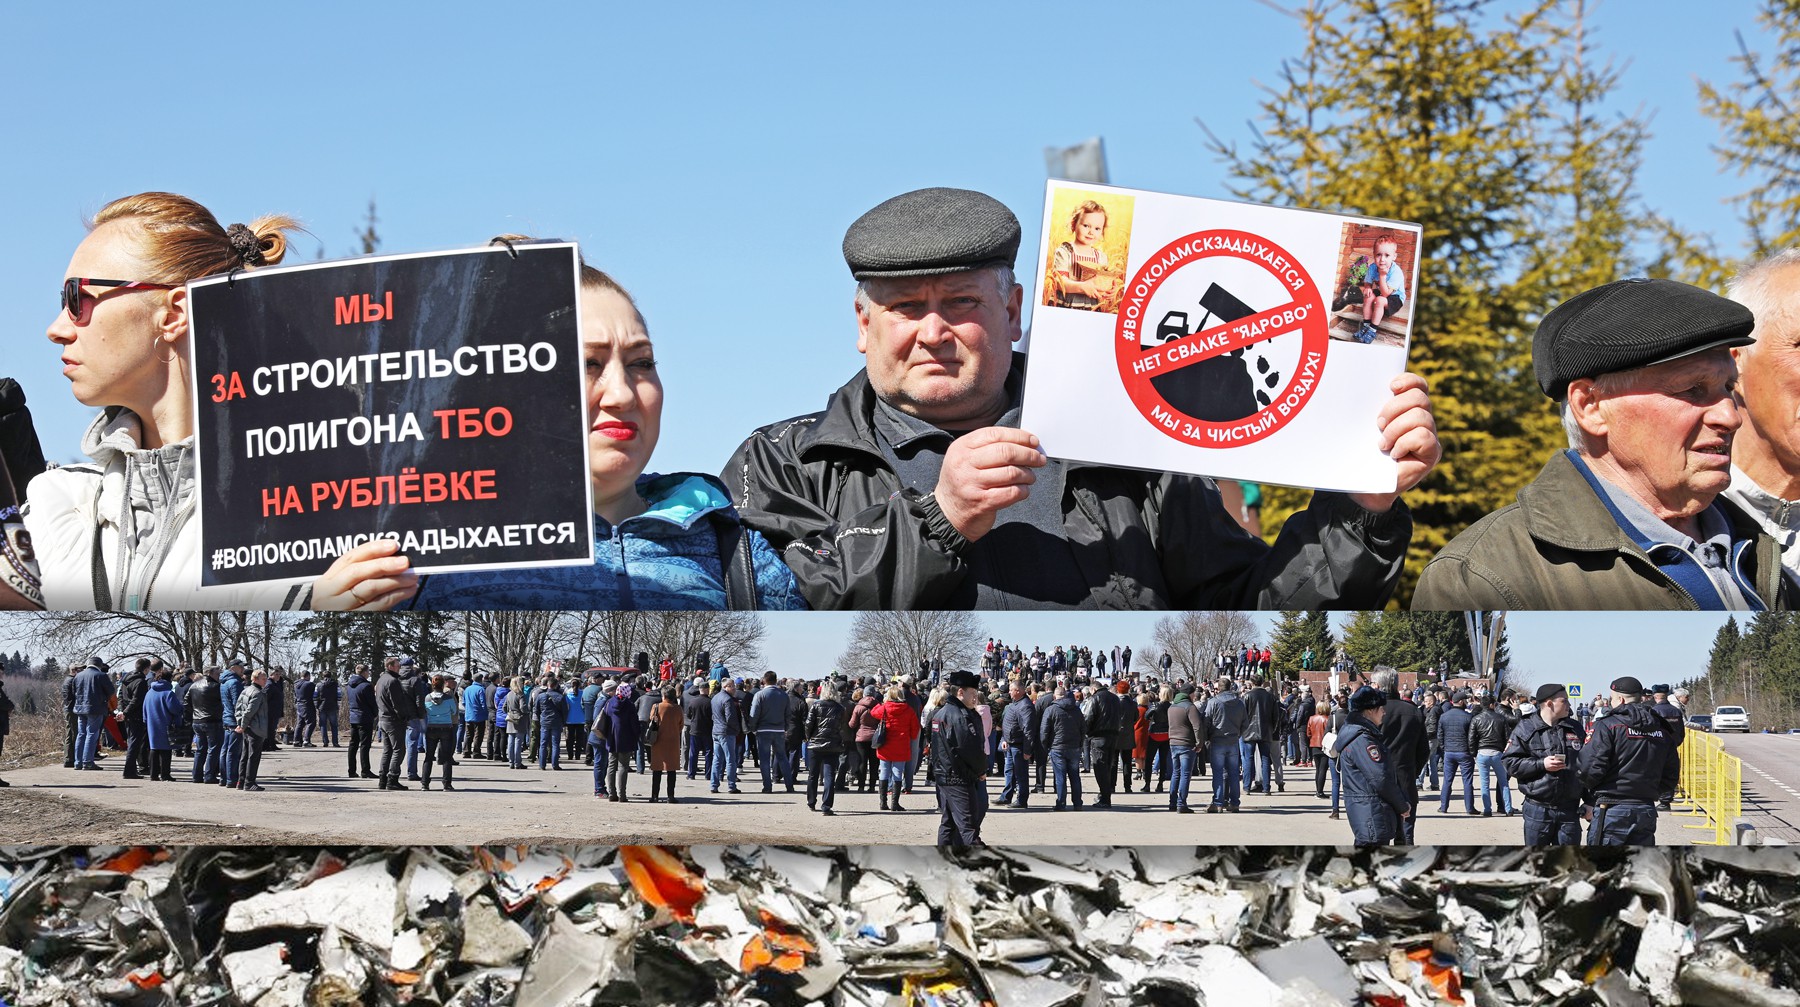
[723,187,1440,610]
[1417,277,1798,610]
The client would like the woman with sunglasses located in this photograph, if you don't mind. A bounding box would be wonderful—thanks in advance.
[29,191,416,610]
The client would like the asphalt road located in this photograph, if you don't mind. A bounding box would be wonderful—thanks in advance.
[1716,732,1800,843]
[0,744,1700,846]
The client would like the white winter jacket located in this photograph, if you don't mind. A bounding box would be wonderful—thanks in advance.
[24,409,303,610]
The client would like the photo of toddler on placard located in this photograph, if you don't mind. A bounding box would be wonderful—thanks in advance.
[1328,222,1416,348]
[1041,189,1134,315]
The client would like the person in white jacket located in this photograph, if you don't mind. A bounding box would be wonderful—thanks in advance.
[28,191,417,611]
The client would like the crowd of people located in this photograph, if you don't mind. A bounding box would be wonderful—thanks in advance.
[27,640,1695,848]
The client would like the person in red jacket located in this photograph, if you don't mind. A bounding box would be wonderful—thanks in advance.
[871,685,921,811]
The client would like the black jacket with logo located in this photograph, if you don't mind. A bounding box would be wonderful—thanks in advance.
[724,355,1410,610]
[1577,702,1679,804]
[1502,713,1587,807]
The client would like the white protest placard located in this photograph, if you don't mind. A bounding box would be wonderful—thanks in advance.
[1021,181,1422,493]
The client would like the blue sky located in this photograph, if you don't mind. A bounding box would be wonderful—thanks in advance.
[756,611,1733,700]
[0,0,1772,475]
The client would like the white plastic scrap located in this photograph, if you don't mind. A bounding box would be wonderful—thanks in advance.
[223,860,398,952]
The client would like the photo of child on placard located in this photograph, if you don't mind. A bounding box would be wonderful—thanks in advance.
[1329,223,1416,347]
[1041,189,1134,314]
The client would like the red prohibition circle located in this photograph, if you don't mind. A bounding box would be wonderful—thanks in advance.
[1113,228,1330,447]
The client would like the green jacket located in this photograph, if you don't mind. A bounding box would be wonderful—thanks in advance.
[1415,451,1794,611]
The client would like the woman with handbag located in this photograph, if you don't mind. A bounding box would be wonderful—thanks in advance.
[646,686,683,803]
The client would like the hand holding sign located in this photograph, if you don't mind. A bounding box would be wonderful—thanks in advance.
[310,539,418,611]
[933,427,1047,542]
[1347,372,1440,513]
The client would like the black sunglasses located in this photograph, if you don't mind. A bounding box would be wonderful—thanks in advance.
[61,277,175,323]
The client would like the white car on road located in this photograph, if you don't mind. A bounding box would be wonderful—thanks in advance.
[1712,706,1751,732]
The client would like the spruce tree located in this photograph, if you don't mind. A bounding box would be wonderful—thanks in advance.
[1207,0,1658,602]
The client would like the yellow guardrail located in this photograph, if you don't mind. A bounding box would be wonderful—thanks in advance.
[1674,729,1742,845]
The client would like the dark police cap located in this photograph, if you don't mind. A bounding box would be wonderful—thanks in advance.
[946,670,981,689]
[1610,675,1644,696]
[1533,278,1755,400]
[843,188,1021,280]
[1534,683,1568,704]
[1349,685,1387,711]
[1652,683,1671,694]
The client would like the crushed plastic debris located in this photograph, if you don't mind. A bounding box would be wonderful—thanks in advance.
[1,844,1797,1006]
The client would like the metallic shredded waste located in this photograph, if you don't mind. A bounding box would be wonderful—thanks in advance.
[1,845,1797,1006]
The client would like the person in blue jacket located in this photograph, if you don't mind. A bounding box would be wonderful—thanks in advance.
[1334,686,1410,849]
[217,660,245,787]
[494,678,514,766]
[70,655,114,772]
[564,672,588,764]
[402,264,805,612]
[421,674,459,790]
[710,678,744,793]
[143,668,182,781]
[579,672,605,767]
[461,673,489,760]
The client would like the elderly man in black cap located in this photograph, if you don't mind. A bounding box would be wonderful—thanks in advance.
[1418,278,1797,610]
[929,669,989,847]
[1577,675,1679,844]
[724,187,1440,610]
[1502,683,1589,845]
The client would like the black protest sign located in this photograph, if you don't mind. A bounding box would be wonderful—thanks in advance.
[188,244,592,588]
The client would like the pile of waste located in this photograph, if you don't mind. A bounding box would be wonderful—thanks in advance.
[1,844,1796,1006]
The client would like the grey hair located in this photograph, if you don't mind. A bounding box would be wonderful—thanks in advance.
[1371,669,1398,693]
[819,681,838,701]
[854,264,1017,313]
[1559,369,1637,451]
[1728,248,1800,350]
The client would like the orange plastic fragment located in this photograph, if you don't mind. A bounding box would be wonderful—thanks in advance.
[95,847,167,874]
[385,969,422,985]
[740,932,812,973]
[1406,946,1466,1005]
[125,969,164,989]
[619,846,704,923]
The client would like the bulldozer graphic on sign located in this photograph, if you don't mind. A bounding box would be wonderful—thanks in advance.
[1145,282,1283,422]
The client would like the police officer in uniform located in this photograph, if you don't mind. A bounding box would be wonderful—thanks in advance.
[1502,683,1587,845]
[1334,686,1410,849]
[1648,684,1687,810]
[1578,675,1679,845]
[930,670,988,847]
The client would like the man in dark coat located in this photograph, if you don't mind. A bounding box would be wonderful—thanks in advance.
[262,667,287,750]
[317,671,341,747]
[1084,682,1123,807]
[1374,670,1429,841]
[375,657,417,790]
[682,679,713,779]
[1240,676,1284,794]
[1038,686,1085,810]
[294,672,317,747]
[930,670,988,846]
[345,664,377,779]
[1578,676,1679,845]
[1336,686,1410,848]
[722,188,1437,611]
[1503,683,1588,845]
[998,682,1038,807]
[1032,682,1056,794]
[185,667,224,784]
[118,657,150,779]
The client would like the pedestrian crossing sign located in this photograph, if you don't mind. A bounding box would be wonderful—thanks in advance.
[1567,684,1581,698]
